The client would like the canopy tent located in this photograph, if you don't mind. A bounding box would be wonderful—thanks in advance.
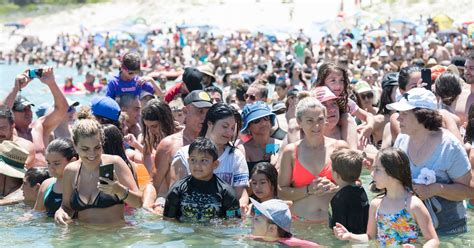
[432,14,454,30]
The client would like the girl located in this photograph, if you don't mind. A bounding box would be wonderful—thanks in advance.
[315,62,375,148]
[333,148,439,247]
[34,138,78,217]
[250,162,278,203]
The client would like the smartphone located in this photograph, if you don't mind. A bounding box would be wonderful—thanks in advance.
[421,68,432,90]
[99,163,114,184]
[28,68,43,79]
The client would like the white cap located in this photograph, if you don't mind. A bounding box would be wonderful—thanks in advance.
[386,88,437,111]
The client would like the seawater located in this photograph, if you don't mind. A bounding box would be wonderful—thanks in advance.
[1,63,474,247]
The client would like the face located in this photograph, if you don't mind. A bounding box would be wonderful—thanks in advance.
[0,118,13,143]
[67,107,76,124]
[46,152,70,178]
[121,66,139,81]
[275,86,287,98]
[298,107,326,137]
[251,213,274,237]
[324,71,345,96]
[362,72,374,85]
[74,135,103,165]
[405,71,421,91]
[358,91,375,108]
[172,110,185,125]
[13,106,33,129]
[143,120,162,136]
[86,74,96,84]
[188,150,218,181]
[321,100,339,129]
[250,173,273,202]
[209,91,222,104]
[248,116,272,136]
[208,116,236,145]
[245,87,263,104]
[185,105,209,133]
[22,177,39,203]
[202,74,213,87]
[465,59,474,84]
[397,110,419,134]
[123,99,141,125]
[370,157,389,190]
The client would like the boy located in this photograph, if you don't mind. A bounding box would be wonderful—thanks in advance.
[106,52,161,99]
[163,137,240,222]
[329,148,369,234]
[250,198,319,247]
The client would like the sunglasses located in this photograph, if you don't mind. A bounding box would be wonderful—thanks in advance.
[360,92,374,100]
[244,94,257,101]
[250,116,270,125]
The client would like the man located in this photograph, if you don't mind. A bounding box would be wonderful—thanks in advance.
[2,67,68,166]
[197,63,216,88]
[117,94,142,138]
[0,106,35,168]
[82,71,102,94]
[0,140,28,203]
[164,67,203,103]
[204,85,223,104]
[245,81,268,104]
[152,90,212,197]
[455,52,474,124]
[53,99,80,140]
[429,38,451,63]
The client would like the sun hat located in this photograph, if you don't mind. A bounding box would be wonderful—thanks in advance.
[354,81,373,94]
[91,96,121,121]
[241,101,276,132]
[311,86,339,103]
[0,140,28,178]
[386,87,437,111]
[183,90,213,108]
[197,63,216,82]
[250,198,292,234]
[13,95,35,112]
[381,72,399,89]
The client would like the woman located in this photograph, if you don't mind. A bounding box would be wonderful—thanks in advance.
[388,87,473,236]
[240,102,281,172]
[354,81,378,115]
[171,103,249,207]
[278,95,348,222]
[35,138,77,217]
[54,119,142,225]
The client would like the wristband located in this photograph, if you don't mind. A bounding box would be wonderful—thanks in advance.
[120,187,130,201]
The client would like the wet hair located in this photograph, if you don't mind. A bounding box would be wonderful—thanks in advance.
[102,124,137,182]
[435,72,462,107]
[375,148,413,194]
[141,99,177,154]
[25,167,50,187]
[72,118,104,145]
[465,104,474,144]
[46,138,78,161]
[199,103,242,152]
[331,148,364,183]
[315,62,350,113]
[122,52,141,71]
[295,92,327,121]
[188,137,219,161]
[117,93,139,109]
[412,108,442,131]
[250,162,278,200]
[266,219,292,238]
[398,65,421,91]
[0,105,14,125]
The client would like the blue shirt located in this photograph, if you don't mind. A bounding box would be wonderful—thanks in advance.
[105,74,154,99]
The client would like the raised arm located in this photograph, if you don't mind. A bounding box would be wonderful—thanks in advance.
[1,70,31,108]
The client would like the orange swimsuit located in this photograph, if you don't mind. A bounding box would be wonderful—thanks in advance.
[291,144,335,188]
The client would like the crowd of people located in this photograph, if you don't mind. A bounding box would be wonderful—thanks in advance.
[1,15,474,246]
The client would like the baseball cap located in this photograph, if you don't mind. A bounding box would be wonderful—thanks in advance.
[241,101,276,132]
[139,90,155,101]
[13,95,35,112]
[183,67,203,92]
[287,88,299,98]
[311,86,339,103]
[354,81,373,94]
[381,72,399,89]
[67,98,80,112]
[35,103,50,118]
[183,90,212,108]
[250,198,292,234]
[386,87,437,112]
[91,96,121,121]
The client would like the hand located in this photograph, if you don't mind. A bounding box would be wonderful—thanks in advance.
[15,70,31,90]
[54,207,72,225]
[333,222,352,241]
[413,184,436,200]
[240,204,249,219]
[124,133,139,148]
[39,67,56,86]
[308,177,339,196]
[137,76,153,86]
[356,125,372,148]
[98,176,125,198]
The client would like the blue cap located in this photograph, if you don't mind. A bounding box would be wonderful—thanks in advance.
[35,103,50,118]
[91,96,120,121]
[241,101,275,132]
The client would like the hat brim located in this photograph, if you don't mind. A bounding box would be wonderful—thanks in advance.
[319,95,339,103]
[191,101,213,108]
[386,101,415,112]
[241,112,276,132]
[13,102,35,111]
[250,198,291,234]
[0,160,25,178]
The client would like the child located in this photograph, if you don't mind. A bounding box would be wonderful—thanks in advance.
[163,137,240,222]
[315,63,375,148]
[249,162,278,203]
[333,148,439,247]
[250,198,319,247]
[329,148,369,234]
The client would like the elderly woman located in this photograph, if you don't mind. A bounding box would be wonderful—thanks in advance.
[278,94,348,222]
[388,87,473,235]
[240,102,282,172]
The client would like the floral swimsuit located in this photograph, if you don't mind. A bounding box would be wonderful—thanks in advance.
[376,196,420,247]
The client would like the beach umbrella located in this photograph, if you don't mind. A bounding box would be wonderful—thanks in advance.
[432,14,454,30]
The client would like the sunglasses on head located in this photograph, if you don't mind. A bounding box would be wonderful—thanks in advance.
[244,94,257,101]
[250,116,270,125]
[360,92,374,100]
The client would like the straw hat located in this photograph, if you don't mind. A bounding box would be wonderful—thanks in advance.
[0,141,28,178]
[197,63,216,82]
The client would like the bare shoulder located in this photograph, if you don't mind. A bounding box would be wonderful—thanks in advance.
[157,132,182,151]
[64,161,80,175]
[12,136,33,148]
[325,137,349,150]
[408,194,425,211]
[370,196,383,208]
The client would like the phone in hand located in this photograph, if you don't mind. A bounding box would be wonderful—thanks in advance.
[28,69,43,79]
[99,163,114,184]
[421,68,432,90]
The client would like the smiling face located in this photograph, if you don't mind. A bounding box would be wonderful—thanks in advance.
[324,71,345,97]
[250,173,273,202]
[321,100,339,129]
[74,134,103,165]
[297,107,326,138]
[208,116,236,145]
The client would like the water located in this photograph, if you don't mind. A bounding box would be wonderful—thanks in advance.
[1,63,474,246]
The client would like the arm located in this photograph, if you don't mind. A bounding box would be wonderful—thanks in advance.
[277,144,308,201]
[152,139,173,192]
[33,178,53,212]
[380,122,393,149]
[112,156,143,208]
[162,184,181,221]
[234,186,248,209]
[353,108,375,145]
[170,157,189,187]
[333,198,379,242]
[141,183,157,209]
[417,170,474,201]
[339,113,358,149]
[54,164,76,225]
[410,197,439,248]
[1,70,31,108]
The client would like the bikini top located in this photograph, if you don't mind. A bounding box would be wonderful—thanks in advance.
[70,163,123,211]
[291,144,335,188]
